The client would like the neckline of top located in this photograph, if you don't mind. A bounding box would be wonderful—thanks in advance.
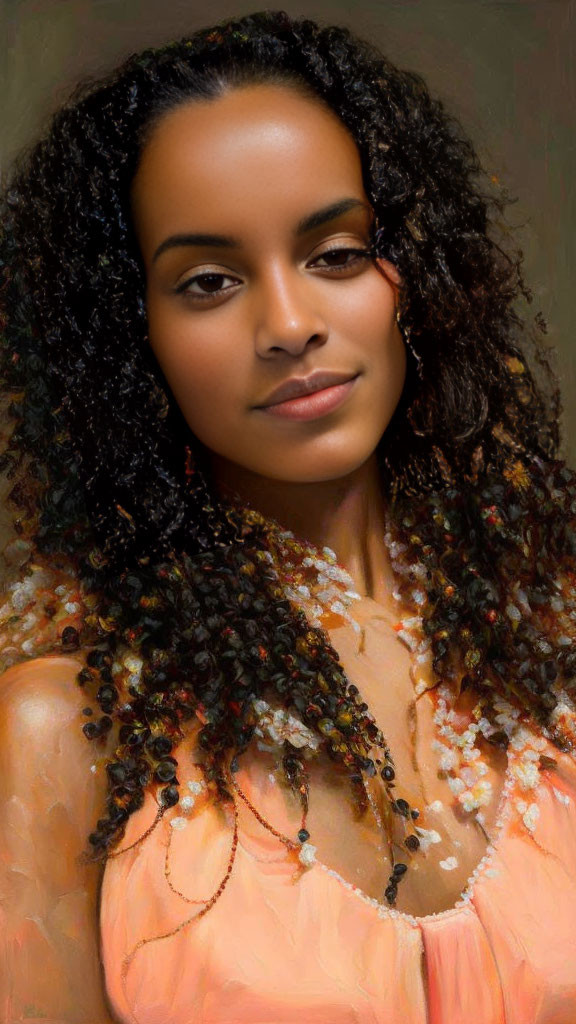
[308,756,518,926]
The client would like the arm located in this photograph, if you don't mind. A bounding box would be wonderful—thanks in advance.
[0,656,118,1023]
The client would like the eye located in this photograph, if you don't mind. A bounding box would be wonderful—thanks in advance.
[174,271,240,300]
[310,247,371,272]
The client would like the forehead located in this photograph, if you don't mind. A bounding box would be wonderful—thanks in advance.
[130,84,367,248]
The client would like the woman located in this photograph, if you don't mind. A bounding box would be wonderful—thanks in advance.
[1,10,575,1023]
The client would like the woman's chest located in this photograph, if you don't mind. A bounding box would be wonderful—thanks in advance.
[238,618,510,918]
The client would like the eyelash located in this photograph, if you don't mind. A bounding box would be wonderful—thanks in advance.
[174,247,371,302]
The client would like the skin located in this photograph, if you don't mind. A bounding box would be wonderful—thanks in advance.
[130,83,407,605]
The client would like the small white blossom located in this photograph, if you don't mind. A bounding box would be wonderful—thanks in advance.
[426,800,444,813]
[187,780,205,795]
[20,612,38,631]
[522,803,540,833]
[462,747,481,763]
[179,795,195,813]
[460,767,477,788]
[448,777,465,795]
[477,718,493,737]
[64,602,81,614]
[512,760,540,791]
[439,856,458,871]
[459,791,477,812]
[170,816,188,830]
[414,827,442,853]
[509,726,533,751]
[553,787,571,806]
[298,842,317,867]
[10,579,36,611]
[439,748,459,771]
[458,780,492,812]
[455,732,471,749]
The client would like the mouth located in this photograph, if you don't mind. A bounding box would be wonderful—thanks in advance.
[256,370,359,409]
[256,374,360,422]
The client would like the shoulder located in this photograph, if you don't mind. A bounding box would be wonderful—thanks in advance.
[0,653,87,720]
[0,656,119,1020]
[0,653,116,808]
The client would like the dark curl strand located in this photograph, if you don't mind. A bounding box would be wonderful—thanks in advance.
[0,10,575,862]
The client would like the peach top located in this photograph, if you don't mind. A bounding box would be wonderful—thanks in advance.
[100,602,576,1024]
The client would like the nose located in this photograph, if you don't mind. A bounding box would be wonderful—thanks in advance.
[253,264,328,358]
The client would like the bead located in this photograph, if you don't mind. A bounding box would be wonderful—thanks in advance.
[161,785,179,807]
[405,835,420,851]
[156,761,177,783]
[298,828,310,842]
[381,765,395,781]
[394,798,410,817]
[384,885,397,904]
[151,735,173,756]
[393,862,408,877]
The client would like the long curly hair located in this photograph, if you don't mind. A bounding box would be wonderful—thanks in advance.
[1,10,575,878]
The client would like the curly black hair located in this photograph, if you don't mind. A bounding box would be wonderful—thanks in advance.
[1,10,576,907]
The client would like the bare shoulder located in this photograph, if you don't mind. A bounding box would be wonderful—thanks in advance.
[0,654,119,1022]
[0,653,117,786]
[0,651,90,715]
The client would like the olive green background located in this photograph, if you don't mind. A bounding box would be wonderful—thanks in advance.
[2,0,575,460]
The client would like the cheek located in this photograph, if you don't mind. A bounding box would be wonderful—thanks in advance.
[147,305,247,431]
[338,275,405,380]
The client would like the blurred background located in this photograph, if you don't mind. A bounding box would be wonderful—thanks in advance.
[2,0,575,460]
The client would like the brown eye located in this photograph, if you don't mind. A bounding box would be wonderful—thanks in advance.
[175,272,240,299]
[312,247,370,270]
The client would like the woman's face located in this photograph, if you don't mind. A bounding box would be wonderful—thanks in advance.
[130,83,406,490]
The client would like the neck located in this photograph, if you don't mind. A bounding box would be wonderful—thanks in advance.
[208,450,396,606]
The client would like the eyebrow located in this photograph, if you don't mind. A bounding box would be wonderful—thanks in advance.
[151,197,371,264]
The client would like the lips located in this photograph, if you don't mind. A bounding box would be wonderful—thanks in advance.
[256,370,358,408]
